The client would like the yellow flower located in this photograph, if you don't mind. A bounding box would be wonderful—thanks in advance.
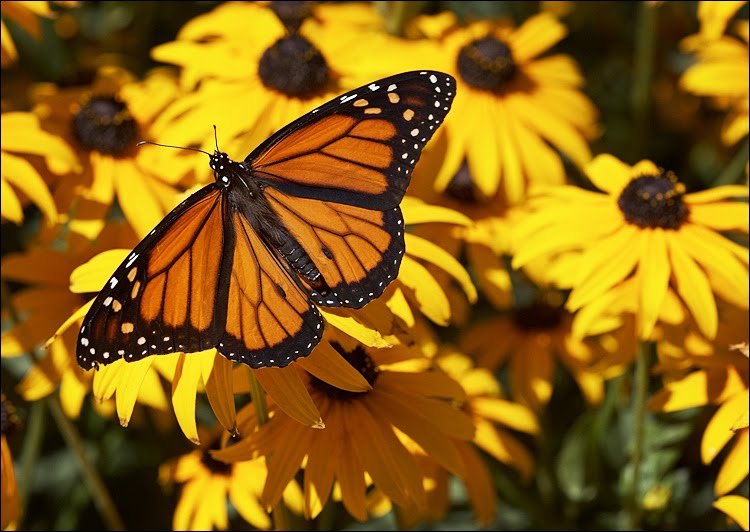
[461,298,628,411]
[159,428,304,530]
[648,335,749,531]
[0,111,78,225]
[680,5,749,146]
[150,2,400,162]
[1,394,21,530]
[32,66,191,239]
[403,11,598,203]
[512,154,749,340]
[213,340,475,522]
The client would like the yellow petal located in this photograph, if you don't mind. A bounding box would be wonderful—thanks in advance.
[43,299,93,350]
[495,97,526,204]
[320,310,390,348]
[1,112,79,171]
[637,228,671,339]
[365,391,466,476]
[397,255,451,326]
[703,390,750,463]
[689,201,749,232]
[205,354,237,435]
[69,250,130,294]
[698,1,747,39]
[647,367,746,412]
[296,341,371,393]
[114,160,166,239]
[385,287,415,328]
[471,397,540,435]
[713,495,750,531]
[400,196,473,227]
[585,154,637,195]
[0,177,22,223]
[566,225,640,310]
[380,370,466,402]
[715,428,749,496]
[229,475,271,530]
[681,61,749,98]
[508,13,567,63]
[466,93,501,198]
[1,19,18,66]
[456,441,497,527]
[1,152,57,224]
[473,418,535,481]
[684,184,748,204]
[667,233,717,339]
[404,234,477,303]
[254,366,324,428]
[173,352,214,444]
[115,357,156,427]
[348,400,423,508]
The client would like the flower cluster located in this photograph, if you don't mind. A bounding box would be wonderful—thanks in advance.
[1,1,747,531]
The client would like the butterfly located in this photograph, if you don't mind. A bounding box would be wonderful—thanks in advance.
[76,70,456,370]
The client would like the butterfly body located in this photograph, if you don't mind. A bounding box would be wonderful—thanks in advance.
[77,70,456,369]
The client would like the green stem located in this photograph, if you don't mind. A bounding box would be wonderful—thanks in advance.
[45,396,126,531]
[627,340,652,529]
[714,140,750,186]
[246,368,290,531]
[18,400,46,515]
[630,1,658,160]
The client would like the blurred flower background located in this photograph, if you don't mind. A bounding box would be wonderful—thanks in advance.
[1,1,748,531]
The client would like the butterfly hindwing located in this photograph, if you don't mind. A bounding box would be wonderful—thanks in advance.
[248,71,456,210]
[218,210,324,368]
[264,187,404,308]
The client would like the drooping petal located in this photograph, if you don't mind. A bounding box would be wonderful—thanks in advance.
[296,341,371,393]
[715,429,749,496]
[253,366,324,428]
[702,390,750,464]
[713,495,749,531]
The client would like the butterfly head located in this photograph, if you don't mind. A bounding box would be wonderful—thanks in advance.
[209,151,236,188]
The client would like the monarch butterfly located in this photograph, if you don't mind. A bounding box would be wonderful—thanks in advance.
[76,70,456,370]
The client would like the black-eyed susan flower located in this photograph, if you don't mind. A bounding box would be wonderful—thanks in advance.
[0,111,78,225]
[212,340,475,522]
[1,394,21,530]
[32,66,192,239]
[150,1,401,162]
[680,2,749,148]
[159,428,304,530]
[461,297,633,411]
[512,154,749,341]
[401,11,598,204]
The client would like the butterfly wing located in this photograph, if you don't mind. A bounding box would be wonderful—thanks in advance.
[77,185,232,369]
[263,187,404,308]
[248,70,456,307]
[77,184,324,370]
[218,209,323,368]
[248,70,456,210]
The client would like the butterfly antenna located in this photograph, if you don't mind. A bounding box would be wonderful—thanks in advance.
[213,125,220,152]
[135,140,211,157]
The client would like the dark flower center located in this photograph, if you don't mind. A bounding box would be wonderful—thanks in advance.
[269,1,315,34]
[513,302,563,332]
[258,34,330,97]
[446,161,480,204]
[457,36,517,92]
[310,343,379,400]
[72,96,140,157]
[200,450,233,476]
[618,172,689,229]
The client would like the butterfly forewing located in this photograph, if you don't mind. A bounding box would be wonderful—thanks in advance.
[76,186,231,369]
[248,71,456,210]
